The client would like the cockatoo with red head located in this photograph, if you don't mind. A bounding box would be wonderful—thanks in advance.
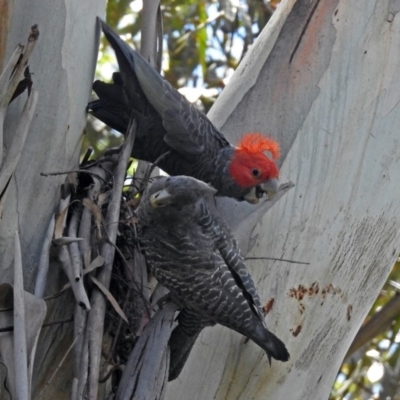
[89,20,280,204]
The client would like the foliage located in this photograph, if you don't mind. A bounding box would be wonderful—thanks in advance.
[331,258,400,400]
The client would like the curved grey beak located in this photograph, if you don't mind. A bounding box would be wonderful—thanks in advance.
[243,187,260,204]
[243,179,280,204]
[149,189,172,208]
[260,178,279,199]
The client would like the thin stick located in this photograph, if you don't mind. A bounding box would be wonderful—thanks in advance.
[58,246,90,310]
[140,150,171,194]
[68,208,84,281]
[40,170,108,185]
[81,147,93,165]
[34,215,55,298]
[245,257,310,265]
[0,317,74,333]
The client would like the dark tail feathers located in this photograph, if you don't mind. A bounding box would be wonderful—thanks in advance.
[252,324,290,363]
[168,324,203,381]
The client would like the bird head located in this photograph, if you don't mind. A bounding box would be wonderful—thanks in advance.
[228,133,280,203]
[138,176,217,225]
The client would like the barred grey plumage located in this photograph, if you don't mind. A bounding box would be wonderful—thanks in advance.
[138,176,289,380]
[88,20,280,204]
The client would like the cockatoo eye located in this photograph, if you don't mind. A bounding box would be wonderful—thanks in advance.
[252,169,261,178]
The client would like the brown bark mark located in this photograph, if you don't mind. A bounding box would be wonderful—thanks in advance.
[263,298,275,315]
[291,325,302,337]
[346,304,352,321]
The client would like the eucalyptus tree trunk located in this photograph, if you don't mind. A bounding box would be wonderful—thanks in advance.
[0,1,104,398]
[166,1,400,399]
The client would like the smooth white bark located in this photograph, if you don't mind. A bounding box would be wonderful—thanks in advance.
[0,1,105,289]
[166,1,400,399]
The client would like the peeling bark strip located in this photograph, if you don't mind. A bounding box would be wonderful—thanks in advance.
[0,283,47,400]
[0,25,39,208]
[0,23,39,108]
[116,302,179,400]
